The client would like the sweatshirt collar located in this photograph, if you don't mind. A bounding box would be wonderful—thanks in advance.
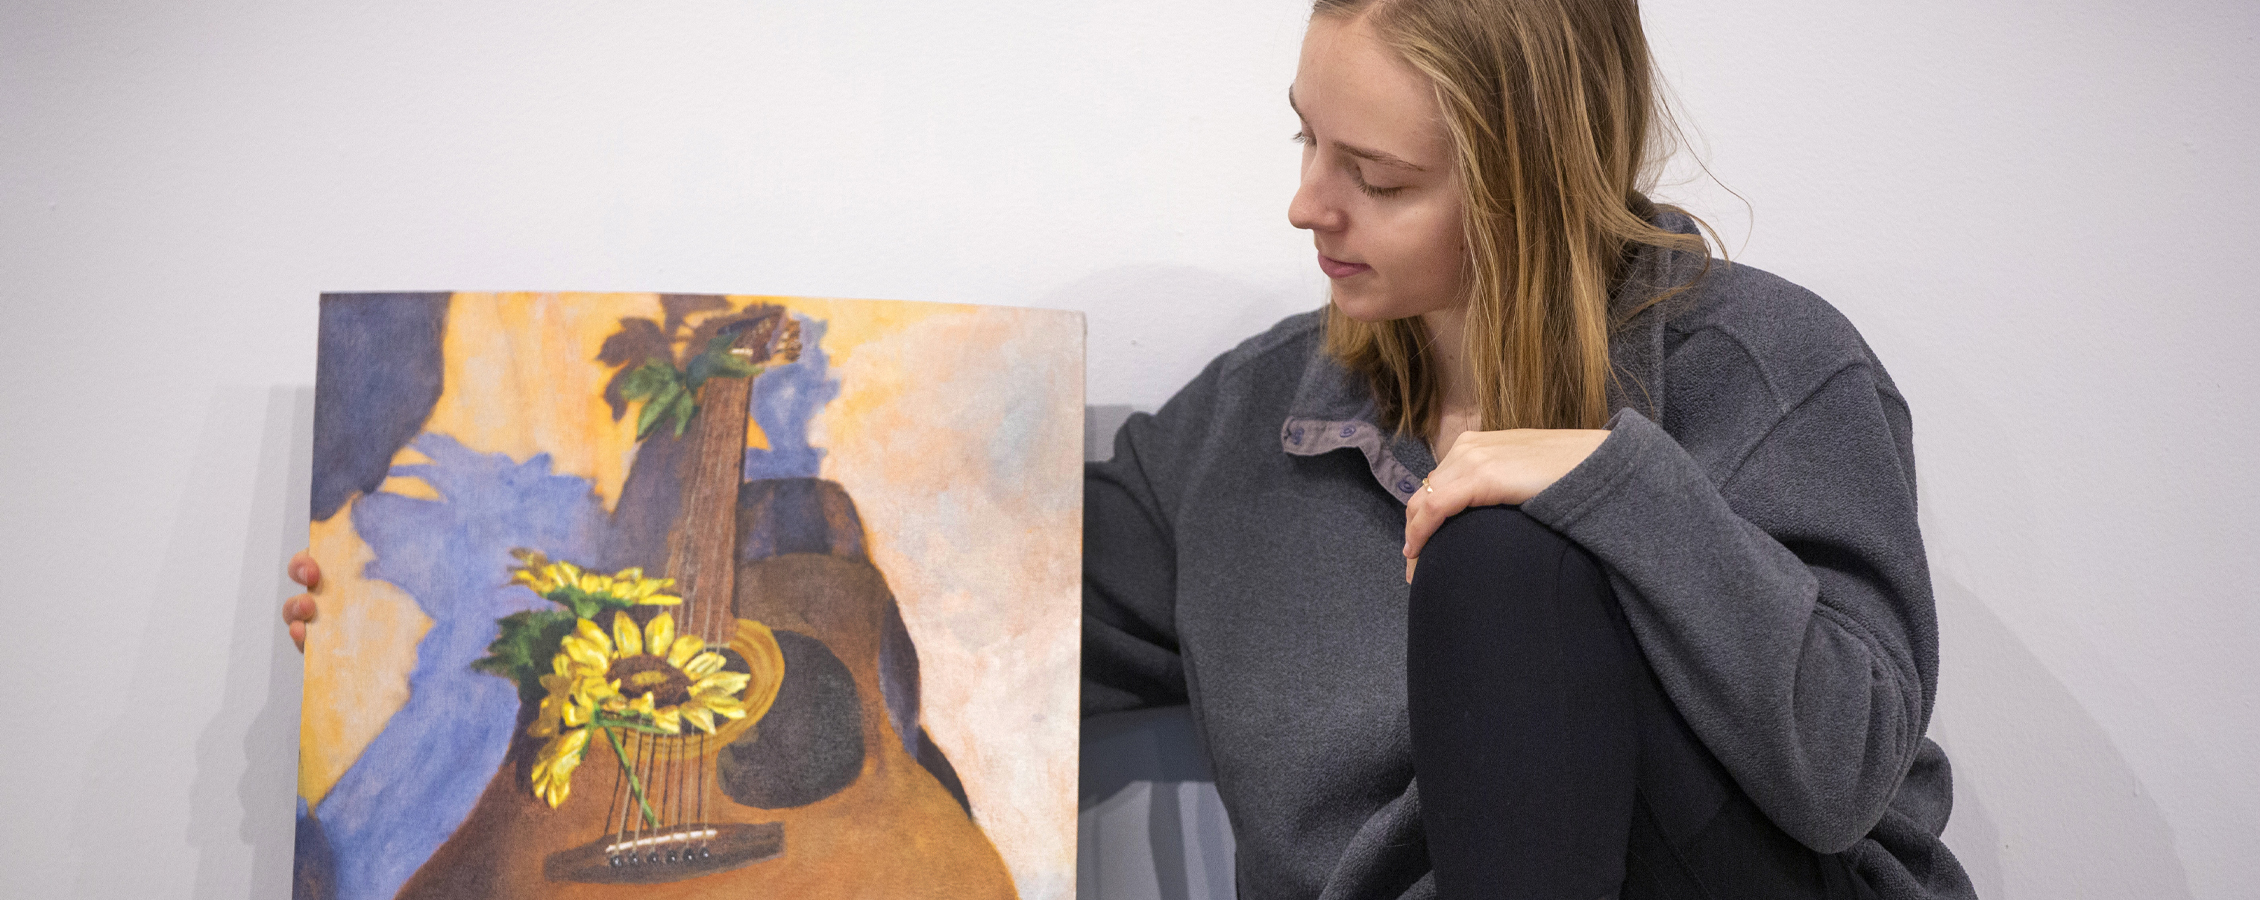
[1278,346,1434,505]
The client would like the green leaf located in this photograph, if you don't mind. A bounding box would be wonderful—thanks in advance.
[545,584,646,619]
[619,360,679,402]
[708,353,759,381]
[684,333,761,390]
[548,586,594,619]
[471,609,580,704]
[666,388,697,437]
[635,380,684,439]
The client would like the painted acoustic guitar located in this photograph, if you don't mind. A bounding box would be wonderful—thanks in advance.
[397,308,1016,899]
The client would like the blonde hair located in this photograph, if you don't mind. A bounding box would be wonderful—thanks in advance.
[1314,0,1711,433]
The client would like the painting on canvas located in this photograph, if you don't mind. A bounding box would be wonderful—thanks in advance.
[294,292,1083,900]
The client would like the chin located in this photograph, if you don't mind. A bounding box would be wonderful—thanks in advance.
[1328,287,1417,324]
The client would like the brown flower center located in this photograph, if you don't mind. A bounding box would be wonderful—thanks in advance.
[607,656,693,706]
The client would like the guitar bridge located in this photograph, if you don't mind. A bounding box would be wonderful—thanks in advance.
[542,822,784,884]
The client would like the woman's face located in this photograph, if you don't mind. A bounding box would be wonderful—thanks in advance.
[1288,14,1466,323]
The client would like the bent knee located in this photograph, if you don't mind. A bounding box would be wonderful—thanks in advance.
[1417,506,1612,599]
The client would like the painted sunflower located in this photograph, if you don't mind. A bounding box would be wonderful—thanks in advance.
[509,551,683,607]
[524,611,782,809]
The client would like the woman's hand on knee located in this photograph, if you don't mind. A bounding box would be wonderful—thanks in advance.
[284,551,322,652]
[1403,428,1609,582]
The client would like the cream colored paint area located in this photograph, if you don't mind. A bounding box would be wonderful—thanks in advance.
[813,304,1086,900]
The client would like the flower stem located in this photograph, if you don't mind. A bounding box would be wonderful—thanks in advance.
[601,727,658,827]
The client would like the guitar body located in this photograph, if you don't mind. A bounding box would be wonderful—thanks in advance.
[397,308,1017,899]
[400,577,1015,900]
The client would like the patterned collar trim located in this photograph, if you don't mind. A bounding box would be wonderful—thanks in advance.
[1278,346,1432,505]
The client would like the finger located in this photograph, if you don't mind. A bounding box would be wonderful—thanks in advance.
[286,593,316,654]
[1403,479,1475,564]
[1402,475,1442,558]
[283,593,318,625]
[289,551,321,588]
[1404,555,1417,585]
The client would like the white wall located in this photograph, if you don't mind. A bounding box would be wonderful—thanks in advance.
[2,1,2253,898]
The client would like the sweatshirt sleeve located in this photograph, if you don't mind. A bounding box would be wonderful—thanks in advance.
[1521,360,1935,853]
[1081,359,1228,717]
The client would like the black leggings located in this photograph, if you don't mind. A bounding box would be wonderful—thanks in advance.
[1407,507,1874,900]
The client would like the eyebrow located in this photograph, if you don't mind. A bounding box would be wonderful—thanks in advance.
[1288,89,1431,173]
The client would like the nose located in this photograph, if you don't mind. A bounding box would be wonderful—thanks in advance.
[1288,157,1341,233]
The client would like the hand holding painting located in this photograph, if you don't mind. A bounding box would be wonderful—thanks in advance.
[284,551,319,651]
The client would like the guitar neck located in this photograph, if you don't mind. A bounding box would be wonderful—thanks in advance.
[666,325,768,641]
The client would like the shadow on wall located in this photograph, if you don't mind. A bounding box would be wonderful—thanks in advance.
[69,386,308,900]
[1044,264,1318,410]
[1931,575,2194,900]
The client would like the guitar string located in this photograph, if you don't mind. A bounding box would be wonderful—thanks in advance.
[647,337,725,855]
[653,727,673,856]
[613,735,634,860]
[696,732,710,856]
[686,330,745,856]
[605,743,624,863]
[697,324,766,854]
[614,321,766,864]
[671,730,689,850]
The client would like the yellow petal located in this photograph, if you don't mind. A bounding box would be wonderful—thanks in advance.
[682,651,726,677]
[561,636,607,672]
[561,697,592,728]
[531,729,590,807]
[612,611,643,657]
[582,673,622,698]
[626,692,657,718]
[573,618,613,655]
[666,636,706,669]
[693,671,751,696]
[651,707,682,734]
[681,706,717,734]
[644,613,675,657]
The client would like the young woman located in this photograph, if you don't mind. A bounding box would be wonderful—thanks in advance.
[292,1,1975,897]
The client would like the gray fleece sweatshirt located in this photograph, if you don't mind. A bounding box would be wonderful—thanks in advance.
[1082,220,1976,900]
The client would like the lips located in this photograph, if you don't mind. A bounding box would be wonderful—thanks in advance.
[1317,254,1371,279]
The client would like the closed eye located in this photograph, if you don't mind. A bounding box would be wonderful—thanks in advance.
[1349,164,1403,198]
